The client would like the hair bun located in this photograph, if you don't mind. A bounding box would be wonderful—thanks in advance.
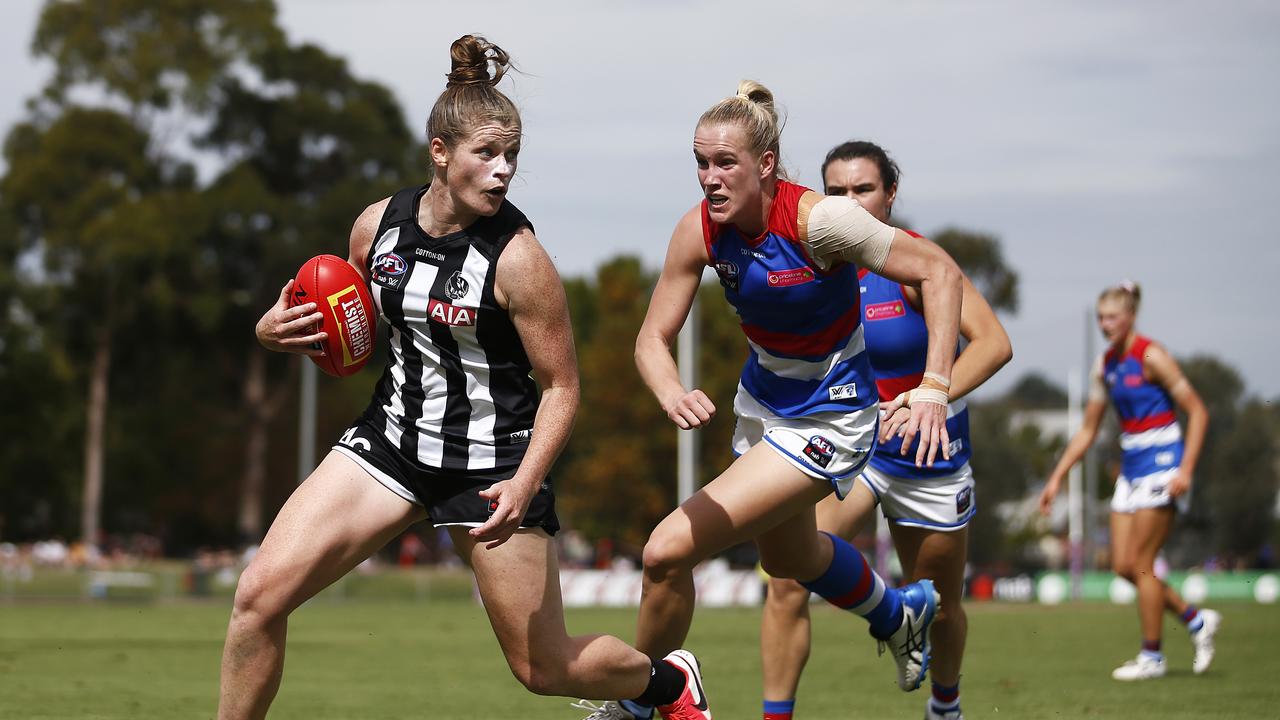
[1119,279,1142,301]
[735,79,775,109]
[447,34,511,87]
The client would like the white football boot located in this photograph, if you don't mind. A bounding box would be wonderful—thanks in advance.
[1191,608,1222,674]
[1111,653,1167,681]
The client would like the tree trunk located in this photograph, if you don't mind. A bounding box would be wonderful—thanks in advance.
[237,349,292,544]
[237,349,269,543]
[80,323,111,551]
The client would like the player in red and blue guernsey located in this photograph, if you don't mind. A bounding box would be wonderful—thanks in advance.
[1041,282,1218,682]
[759,141,1012,720]
[578,82,965,720]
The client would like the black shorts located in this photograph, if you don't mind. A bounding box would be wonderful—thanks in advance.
[331,416,559,535]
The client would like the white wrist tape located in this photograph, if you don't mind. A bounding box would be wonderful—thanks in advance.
[923,372,951,389]
[908,387,949,406]
[804,195,896,272]
[893,387,950,407]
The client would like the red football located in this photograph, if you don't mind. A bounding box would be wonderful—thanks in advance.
[290,254,376,377]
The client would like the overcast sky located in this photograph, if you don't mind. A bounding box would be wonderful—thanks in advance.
[3,1,1278,399]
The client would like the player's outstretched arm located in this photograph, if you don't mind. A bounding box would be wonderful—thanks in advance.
[797,191,963,466]
[635,205,716,430]
[881,271,1013,440]
[1040,393,1108,515]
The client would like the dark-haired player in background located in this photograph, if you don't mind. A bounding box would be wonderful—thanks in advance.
[759,141,1011,720]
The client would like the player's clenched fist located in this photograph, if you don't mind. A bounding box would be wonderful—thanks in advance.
[664,389,716,429]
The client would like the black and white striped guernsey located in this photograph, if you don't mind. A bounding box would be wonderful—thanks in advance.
[361,185,537,473]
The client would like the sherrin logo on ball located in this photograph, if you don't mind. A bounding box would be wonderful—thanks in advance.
[291,254,377,378]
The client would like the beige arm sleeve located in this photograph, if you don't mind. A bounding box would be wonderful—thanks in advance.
[1088,354,1107,403]
[801,195,896,272]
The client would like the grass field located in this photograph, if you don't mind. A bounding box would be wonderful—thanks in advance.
[1,598,1275,719]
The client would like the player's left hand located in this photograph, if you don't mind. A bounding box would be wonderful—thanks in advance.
[470,477,537,549]
[899,400,951,467]
[1167,469,1193,498]
[878,405,911,444]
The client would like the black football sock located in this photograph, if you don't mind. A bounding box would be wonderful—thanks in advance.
[632,658,686,707]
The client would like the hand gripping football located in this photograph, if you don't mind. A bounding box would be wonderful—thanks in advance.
[290,254,376,377]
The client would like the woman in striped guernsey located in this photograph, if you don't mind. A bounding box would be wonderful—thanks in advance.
[580,81,965,720]
[759,141,1012,720]
[1040,282,1218,682]
[222,35,703,720]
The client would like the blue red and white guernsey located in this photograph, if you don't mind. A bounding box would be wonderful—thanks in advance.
[858,260,971,478]
[1103,335,1184,480]
[705,181,877,419]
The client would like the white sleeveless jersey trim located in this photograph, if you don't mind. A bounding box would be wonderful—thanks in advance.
[1119,423,1183,451]
[452,244,498,470]
[747,325,867,381]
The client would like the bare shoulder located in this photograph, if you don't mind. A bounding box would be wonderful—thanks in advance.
[348,197,392,272]
[796,190,824,241]
[496,227,563,310]
[668,203,710,268]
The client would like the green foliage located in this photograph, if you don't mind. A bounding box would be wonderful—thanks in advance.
[932,226,1019,313]
[33,0,280,111]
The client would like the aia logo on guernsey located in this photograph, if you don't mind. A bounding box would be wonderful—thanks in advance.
[864,300,905,321]
[428,298,475,326]
[767,267,815,287]
[803,435,836,468]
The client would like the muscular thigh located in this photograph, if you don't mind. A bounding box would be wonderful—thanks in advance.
[655,442,833,567]
[815,480,878,541]
[246,451,424,612]
[452,528,566,661]
[1110,512,1135,570]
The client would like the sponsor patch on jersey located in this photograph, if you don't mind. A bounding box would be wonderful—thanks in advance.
[828,382,858,401]
[415,247,445,262]
[371,252,407,291]
[1155,450,1175,467]
[767,267,815,287]
[427,298,475,326]
[486,498,500,515]
[714,260,739,291]
[803,435,836,468]
[956,486,972,515]
[509,429,532,443]
[445,270,470,300]
[1124,374,1143,387]
[864,300,906,321]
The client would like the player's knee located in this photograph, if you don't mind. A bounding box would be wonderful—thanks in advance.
[765,576,810,612]
[230,562,289,626]
[932,597,966,628]
[509,655,567,696]
[1113,560,1136,583]
[642,530,695,578]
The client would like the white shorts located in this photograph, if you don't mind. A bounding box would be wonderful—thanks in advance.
[860,463,976,531]
[1110,468,1190,514]
[731,388,876,499]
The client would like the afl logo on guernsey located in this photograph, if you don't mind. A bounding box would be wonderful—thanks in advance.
[767,267,815,287]
[803,435,836,468]
[714,260,739,290]
[864,300,906,321]
[372,252,407,291]
[445,270,470,300]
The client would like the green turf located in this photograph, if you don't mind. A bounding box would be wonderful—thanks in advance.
[0,599,1275,719]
